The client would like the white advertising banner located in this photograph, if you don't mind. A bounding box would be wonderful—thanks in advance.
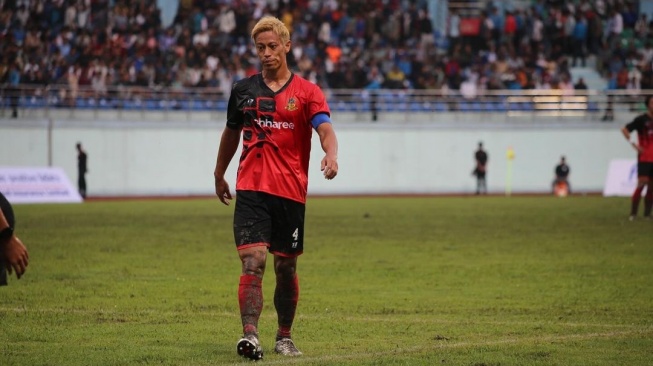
[602,159,638,197]
[0,167,83,204]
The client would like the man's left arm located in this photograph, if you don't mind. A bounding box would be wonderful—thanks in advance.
[0,198,29,281]
[316,122,338,180]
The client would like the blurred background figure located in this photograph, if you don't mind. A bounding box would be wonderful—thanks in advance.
[76,142,88,199]
[473,141,488,195]
[552,156,571,196]
[621,96,653,221]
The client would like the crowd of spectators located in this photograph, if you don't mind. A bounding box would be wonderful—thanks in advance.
[448,0,653,99]
[0,0,651,106]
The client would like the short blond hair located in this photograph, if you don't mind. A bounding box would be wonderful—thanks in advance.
[251,16,290,44]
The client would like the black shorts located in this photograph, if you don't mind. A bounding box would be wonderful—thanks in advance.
[638,162,653,178]
[233,190,305,257]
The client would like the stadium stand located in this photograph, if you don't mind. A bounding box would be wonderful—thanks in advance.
[0,0,649,116]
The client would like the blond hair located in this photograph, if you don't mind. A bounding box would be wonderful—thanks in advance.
[251,16,290,44]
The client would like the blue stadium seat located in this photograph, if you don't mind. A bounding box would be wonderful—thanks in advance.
[215,100,227,110]
[86,98,99,108]
[124,99,144,110]
[346,102,359,111]
[522,102,535,111]
[333,101,347,112]
[145,99,158,110]
[380,92,394,103]
[157,100,170,109]
[378,102,392,112]
[99,98,115,109]
[513,102,533,111]
[200,100,216,110]
[75,98,89,108]
[587,102,599,112]
[20,96,45,108]
[30,97,46,108]
[179,100,191,110]
[419,102,433,112]
[409,102,421,112]
[492,101,507,112]
[190,100,205,110]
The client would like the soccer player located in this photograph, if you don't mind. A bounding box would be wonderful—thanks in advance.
[213,16,339,360]
[473,142,488,195]
[0,192,29,285]
[621,95,653,220]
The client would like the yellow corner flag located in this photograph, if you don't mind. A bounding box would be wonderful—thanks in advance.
[506,146,515,196]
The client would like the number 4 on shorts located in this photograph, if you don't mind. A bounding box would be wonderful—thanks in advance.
[292,228,299,248]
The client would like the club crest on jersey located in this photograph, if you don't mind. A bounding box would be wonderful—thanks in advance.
[285,97,298,111]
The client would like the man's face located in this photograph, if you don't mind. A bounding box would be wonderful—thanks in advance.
[254,31,290,72]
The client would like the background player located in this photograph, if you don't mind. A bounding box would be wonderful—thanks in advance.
[621,95,653,220]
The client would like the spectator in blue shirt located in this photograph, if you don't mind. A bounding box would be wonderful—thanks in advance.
[7,61,21,118]
[572,14,588,67]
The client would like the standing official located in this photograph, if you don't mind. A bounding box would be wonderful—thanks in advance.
[76,142,88,199]
[473,142,488,195]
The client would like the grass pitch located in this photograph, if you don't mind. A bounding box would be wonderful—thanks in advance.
[0,196,651,365]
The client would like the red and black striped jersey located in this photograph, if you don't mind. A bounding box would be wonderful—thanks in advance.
[625,113,653,162]
[226,73,330,203]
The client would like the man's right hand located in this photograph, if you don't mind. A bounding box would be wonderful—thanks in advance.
[215,177,233,205]
[3,235,28,279]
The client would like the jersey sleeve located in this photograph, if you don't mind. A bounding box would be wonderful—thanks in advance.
[307,83,330,120]
[625,115,643,132]
[226,82,244,130]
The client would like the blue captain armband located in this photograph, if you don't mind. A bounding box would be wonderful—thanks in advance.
[311,113,331,129]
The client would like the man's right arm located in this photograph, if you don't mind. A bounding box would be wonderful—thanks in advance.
[214,126,242,205]
[621,125,641,153]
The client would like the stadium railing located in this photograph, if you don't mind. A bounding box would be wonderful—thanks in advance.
[0,84,648,120]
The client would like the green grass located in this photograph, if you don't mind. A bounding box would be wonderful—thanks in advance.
[0,196,651,365]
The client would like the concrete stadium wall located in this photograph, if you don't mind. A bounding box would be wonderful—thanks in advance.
[0,112,636,197]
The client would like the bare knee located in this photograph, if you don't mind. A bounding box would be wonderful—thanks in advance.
[274,256,297,280]
[239,247,268,276]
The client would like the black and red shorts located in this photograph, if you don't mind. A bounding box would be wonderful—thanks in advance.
[233,190,305,257]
